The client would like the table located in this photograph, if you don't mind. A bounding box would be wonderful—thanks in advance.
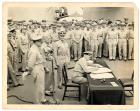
[87,59,126,105]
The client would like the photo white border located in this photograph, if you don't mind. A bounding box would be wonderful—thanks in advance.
[2,2,139,110]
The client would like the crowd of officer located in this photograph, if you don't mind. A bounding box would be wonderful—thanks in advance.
[7,18,134,104]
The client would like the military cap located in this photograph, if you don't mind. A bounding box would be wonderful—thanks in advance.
[31,34,42,41]
[121,22,126,26]
[128,23,133,26]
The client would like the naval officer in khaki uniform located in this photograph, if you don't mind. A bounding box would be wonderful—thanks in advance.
[28,35,47,104]
[118,23,128,60]
[54,30,70,89]
[97,22,104,58]
[90,25,99,58]
[19,28,30,72]
[72,25,83,61]
[127,24,134,60]
[107,24,118,60]
[72,51,99,84]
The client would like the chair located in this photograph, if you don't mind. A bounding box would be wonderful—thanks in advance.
[62,65,81,101]
[118,71,134,97]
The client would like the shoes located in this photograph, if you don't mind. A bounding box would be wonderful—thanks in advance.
[47,98,57,104]
[58,85,63,89]
[41,99,49,104]
[14,83,24,87]
[124,58,127,61]
[7,87,10,91]
[45,91,53,96]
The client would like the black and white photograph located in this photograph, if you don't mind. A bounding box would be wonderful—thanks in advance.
[3,2,138,110]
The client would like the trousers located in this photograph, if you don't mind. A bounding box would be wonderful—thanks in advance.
[45,60,54,91]
[84,39,89,51]
[8,58,19,86]
[73,41,82,60]
[108,40,117,59]
[98,37,104,57]
[32,65,45,104]
[128,39,134,59]
[118,39,127,59]
[91,39,99,58]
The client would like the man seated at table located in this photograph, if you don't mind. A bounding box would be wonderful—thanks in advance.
[72,51,98,84]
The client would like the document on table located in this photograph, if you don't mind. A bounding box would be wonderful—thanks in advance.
[90,73,114,79]
[87,66,112,74]
[93,67,112,74]
[110,82,119,87]
[87,66,99,72]
[93,64,104,68]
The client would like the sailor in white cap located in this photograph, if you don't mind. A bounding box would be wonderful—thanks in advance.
[27,35,47,104]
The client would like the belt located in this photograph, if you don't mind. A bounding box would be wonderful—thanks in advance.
[35,62,45,65]
[46,58,52,61]
[118,38,126,39]
[108,38,117,39]
[57,54,67,56]
[21,43,28,45]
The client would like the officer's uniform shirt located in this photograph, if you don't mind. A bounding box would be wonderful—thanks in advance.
[101,26,109,37]
[73,57,89,77]
[10,36,18,49]
[97,28,104,44]
[107,29,118,43]
[41,30,51,42]
[16,29,21,37]
[127,29,134,39]
[120,28,128,39]
[84,29,91,42]
[91,29,98,39]
[8,40,14,64]
[51,32,59,43]
[41,42,53,58]
[27,30,35,47]
[54,40,70,65]
[72,29,83,43]
[65,30,73,40]
[116,28,121,39]
[65,30,73,47]
[19,33,29,53]
[28,44,46,77]
[90,29,99,43]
